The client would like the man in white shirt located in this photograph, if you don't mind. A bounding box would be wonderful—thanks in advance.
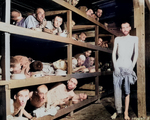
[23,8,45,29]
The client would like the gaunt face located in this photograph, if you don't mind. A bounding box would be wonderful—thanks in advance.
[89,57,95,66]
[121,23,131,36]
[37,85,48,103]
[67,78,78,90]
[53,59,66,70]
[36,8,45,23]
[85,50,92,57]
[11,11,21,21]
[86,9,94,17]
[54,16,63,28]
[11,63,21,74]
[79,33,87,41]
[79,93,87,100]
[77,58,85,66]
[98,38,103,46]
[96,9,103,18]
[15,89,29,107]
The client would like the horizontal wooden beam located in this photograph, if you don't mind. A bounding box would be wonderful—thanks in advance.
[45,10,68,16]
[52,0,118,36]
[73,30,113,38]
[0,71,112,89]
[72,25,95,31]
[0,22,112,53]
[36,95,99,120]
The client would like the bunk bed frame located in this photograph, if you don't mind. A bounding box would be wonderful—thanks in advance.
[0,0,120,120]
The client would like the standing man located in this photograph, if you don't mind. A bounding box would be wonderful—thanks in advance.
[111,22,138,120]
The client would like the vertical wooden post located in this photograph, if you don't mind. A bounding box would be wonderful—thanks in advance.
[67,10,72,38]
[67,44,72,74]
[133,0,146,117]
[0,1,11,119]
[95,25,99,96]
[67,9,73,116]
[67,10,72,74]
[110,35,115,49]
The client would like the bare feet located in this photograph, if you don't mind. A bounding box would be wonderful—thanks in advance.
[111,112,117,119]
[124,112,130,120]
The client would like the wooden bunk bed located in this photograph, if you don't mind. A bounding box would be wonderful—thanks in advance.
[0,0,119,120]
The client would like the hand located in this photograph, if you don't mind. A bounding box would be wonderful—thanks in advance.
[52,29,58,35]
[114,67,120,76]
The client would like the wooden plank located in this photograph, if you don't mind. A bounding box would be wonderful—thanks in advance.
[52,0,118,36]
[133,0,146,117]
[1,33,10,80]
[8,72,112,89]
[45,10,67,16]
[73,30,113,38]
[72,25,95,31]
[5,85,11,117]
[67,44,72,74]
[67,10,72,38]
[0,81,10,86]
[0,22,112,53]
[36,95,99,120]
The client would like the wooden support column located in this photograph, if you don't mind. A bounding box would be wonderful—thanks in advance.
[67,10,72,74]
[133,0,146,117]
[67,10,72,38]
[67,9,73,116]
[67,44,72,74]
[1,1,11,119]
[95,25,99,96]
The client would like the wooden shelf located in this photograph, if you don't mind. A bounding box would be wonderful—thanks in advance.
[52,0,118,36]
[36,95,99,120]
[0,22,112,53]
[0,71,112,89]
[72,25,95,31]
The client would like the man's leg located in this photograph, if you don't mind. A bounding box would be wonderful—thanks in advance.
[124,94,130,120]
[124,75,131,120]
[111,73,122,119]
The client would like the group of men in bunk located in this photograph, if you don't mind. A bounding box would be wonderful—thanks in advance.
[9,4,139,120]
[7,78,87,120]
[11,7,109,46]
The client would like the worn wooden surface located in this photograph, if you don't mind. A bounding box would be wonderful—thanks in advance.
[36,95,99,120]
[133,0,146,117]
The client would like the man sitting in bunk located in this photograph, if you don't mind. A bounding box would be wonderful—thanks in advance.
[74,50,96,73]
[86,9,94,17]
[78,32,87,42]
[11,9,25,27]
[46,78,78,109]
[72,93,87,104]
[23,8,46,30]
[72,54,88,73]
[10,56,31,79]
[95,8,103,21]
[25,85,48,115]
[43,16,63,35]
[7,89,33,120]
